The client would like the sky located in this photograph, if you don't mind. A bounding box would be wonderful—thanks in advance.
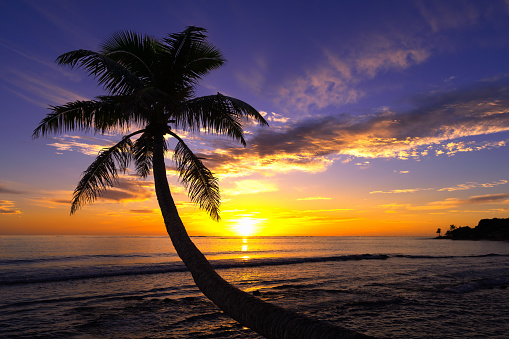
[2,0,509,237]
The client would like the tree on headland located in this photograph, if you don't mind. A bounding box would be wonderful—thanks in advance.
[444,225,456,237]
[33,27,372,339]
[436,228,441,237]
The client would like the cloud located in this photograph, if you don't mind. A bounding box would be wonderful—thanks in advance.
[416,0,479,33]
[355,48,429,78]
[222,179,278,196]
[28,190,73,209]
[47,135,115,156]
[297,196,332,201]
[129,209,155,214]
[0,200,22,215]
[30,176,153,211]
[277,58,363,112]
[208,77,509,177]
[264,111,290,124]
[0,40,79,79]
[1,68,87,107]
[99,177,153,203]
[0,184,26,195]
[466,193,509,204]
[234,54,268,94]
[260,207,360,227]
[277,29,432,113]
[371,188,434,194]
[371,179,507,194]
[410,193,509,211]
[0,39,89,107]
[438,180,508,192]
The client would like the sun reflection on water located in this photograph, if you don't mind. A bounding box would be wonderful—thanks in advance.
[241,237,250,259]
[242,237,248,251]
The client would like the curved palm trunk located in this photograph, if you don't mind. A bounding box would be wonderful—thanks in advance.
[152,134,374,339]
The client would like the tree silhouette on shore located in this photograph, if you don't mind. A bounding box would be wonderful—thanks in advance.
[33,27,373,338]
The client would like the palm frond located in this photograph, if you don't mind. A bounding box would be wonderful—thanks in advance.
[132,131,166,177]
[172,27,225,79]
[218,94,268,126]
[56,49,143,95]
[33,96,152,138]
[169,131,220,221]
[158,27,225,99]
[33,100,99,138]
[175,93,268,146]
[70,132,141,214]
[100,31,161,85]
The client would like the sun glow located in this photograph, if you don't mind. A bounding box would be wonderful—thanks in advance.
[231,216,264,236]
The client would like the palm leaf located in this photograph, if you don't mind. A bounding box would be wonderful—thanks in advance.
[169,131,220,221]
[33,100,101,138]
[100,31,161,86]
[70,132,141,214]
[167,26,225,78]
[158,27,225,99]
[56,49,143,95]
[132,131,164,178]
[33,92,165,138]
[175,93,268,146]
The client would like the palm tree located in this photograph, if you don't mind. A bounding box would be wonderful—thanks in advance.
[33,27,373,339]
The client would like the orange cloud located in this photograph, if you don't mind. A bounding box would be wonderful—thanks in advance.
[129,209,155,214]
[409,193,509,211]
[371,187,433,194]
[371,179,508,194]
[47,135,114,156]
[98,177,153,203]
[222,179,278,196]
[30,176,154,211]
[0,200,22,215]
[296,196,332,201]
[438,180,508,192]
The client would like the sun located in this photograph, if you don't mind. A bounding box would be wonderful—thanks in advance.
[231,216,263,237]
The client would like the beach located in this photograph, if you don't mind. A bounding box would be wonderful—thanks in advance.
[1,236,509,338]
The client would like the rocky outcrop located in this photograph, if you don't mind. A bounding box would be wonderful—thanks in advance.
[444,218,509,240]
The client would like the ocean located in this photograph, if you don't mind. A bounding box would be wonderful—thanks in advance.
[1,236,508,338]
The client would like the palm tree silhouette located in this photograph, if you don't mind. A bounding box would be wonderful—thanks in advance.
[33,27,372,339]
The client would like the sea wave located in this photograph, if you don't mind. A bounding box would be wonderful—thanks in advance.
[0,252,176,265]
[444,277,509,293]
[3,252,508,286]
[0,254,388,285]
[394,253,509,259]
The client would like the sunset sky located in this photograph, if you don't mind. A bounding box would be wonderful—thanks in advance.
[2,0,509,236]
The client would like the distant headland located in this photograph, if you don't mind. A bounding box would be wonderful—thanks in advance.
[436,218,509,241]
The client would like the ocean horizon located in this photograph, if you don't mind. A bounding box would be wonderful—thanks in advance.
[1,235,508,338]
